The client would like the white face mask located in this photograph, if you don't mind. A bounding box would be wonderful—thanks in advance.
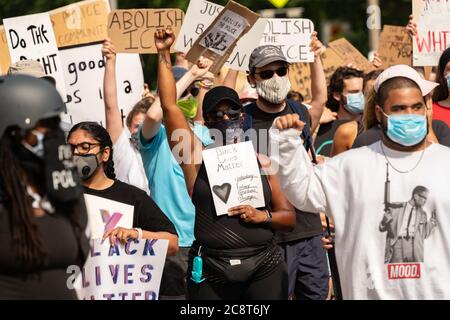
[23,130,45,159]
[256,76,291,104]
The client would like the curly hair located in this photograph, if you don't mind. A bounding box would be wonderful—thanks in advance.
[326,67,364,112]
[68,122,116,179]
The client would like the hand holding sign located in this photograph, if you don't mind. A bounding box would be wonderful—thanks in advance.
[228,204,268,224]
[103,227,139,247]
[101,38,116,61]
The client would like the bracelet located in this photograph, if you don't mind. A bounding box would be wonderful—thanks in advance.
[133,227,143,239]
[195,81,213,90]
[264,210,272,225]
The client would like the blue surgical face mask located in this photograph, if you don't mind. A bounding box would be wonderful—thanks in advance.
[23,130,45,159]
[446,74,450,91]
[382,111,427,147]
[344,92,365,114]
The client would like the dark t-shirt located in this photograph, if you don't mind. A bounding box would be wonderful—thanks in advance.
[0,197,87,299]
[314,119,351,157]
[246,102,323,242]
[352,120,450,149]
[83,180,177,235]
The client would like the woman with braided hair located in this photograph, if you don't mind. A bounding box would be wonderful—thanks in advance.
[67,122,179,256]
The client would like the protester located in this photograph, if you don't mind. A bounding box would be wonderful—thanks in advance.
[431,48,450,127]
[155,27,295,300]
[271,65,450,299]
[0,75,88,299]
[102,39,151,194]
[67,121,178,256]
[314,67,365,156]
[245,38,329,300]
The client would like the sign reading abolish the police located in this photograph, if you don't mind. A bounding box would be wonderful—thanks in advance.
[107,9,184,54]
[412,0,450,66]
[50,0,110,48]
[72,238,169,300]
[0,26,11,75]
[3,13,67,98]
[260,18,314,63]
[59,43,144,126]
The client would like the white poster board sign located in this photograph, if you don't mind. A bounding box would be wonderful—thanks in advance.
[413,0,450,66]
[260,19,314,63]
[83,194,134,240]
[175,0,267,71]
[202,141,265,216]
[3,13,67,97]
[59,43,144,126]
[74,238,168,300]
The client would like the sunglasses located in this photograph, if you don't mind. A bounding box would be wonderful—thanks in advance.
[254,66,288,80]
[208,108,242,122]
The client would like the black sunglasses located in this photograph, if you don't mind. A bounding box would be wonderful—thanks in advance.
[254,66,288,80]
[208,108,242,122]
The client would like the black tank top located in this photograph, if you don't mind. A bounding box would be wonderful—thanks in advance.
[192,162,273,249]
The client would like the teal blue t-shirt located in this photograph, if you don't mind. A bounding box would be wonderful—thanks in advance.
[138,124,212,247]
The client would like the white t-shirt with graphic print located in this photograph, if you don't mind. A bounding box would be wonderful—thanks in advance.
[270,127,450,299]
[113,127,149,195]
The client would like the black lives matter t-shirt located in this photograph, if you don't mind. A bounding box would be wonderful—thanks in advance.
[246,102,323,241]
[84,180,177,235]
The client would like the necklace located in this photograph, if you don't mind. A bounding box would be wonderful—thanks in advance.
[380,141,426,174]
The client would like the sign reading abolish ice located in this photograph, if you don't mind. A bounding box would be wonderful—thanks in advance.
[413,0,450,66]
[176,0,266,72]
[59,43,144,126]
[73,238,168,300]
[107,8,184,54]
[83,194,134,239]
[3,13,66,97]
[260,18,314,63]
[202,141,265,216]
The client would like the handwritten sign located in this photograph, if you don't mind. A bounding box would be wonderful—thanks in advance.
[185,1,259,74]
[3,13,67,97]
[202,141,265,216]
[412,0,450,66]
[50,0,110,48]
[0,26,11,75]
[107,9,184,54]
[175,0,266,72]
[73,238,168,300]
[328,38,375,73]
[260,19,314,63]
[83,194,134,239]
[378,25,412,68]
[59,43,144,126]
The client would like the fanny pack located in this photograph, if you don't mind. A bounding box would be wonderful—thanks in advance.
[192,242,278,283]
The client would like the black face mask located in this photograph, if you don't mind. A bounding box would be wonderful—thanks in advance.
[15,127,82,203]
[208,116,248,146]
[72,153,100,181]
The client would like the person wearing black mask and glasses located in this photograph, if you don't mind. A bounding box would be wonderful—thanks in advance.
[0,75,88,299]
[154,28,295,300]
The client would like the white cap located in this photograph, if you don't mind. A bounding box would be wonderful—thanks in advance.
[373,64,439,96]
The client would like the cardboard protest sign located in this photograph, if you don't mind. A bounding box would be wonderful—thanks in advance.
[0,26,11,75]
[260,18,314,63]
[288,62,312,102]
[73,238,168,300]
[202,141,265,216]
[175,0,266,72]
[185,1,259,74]
[83,194,134,239]
[378,25,412,68]
[107,9,184,53]
[3,13,67,97]
[50,0,110,48]
[412,0,450,66]
[328,38,375,73]
[59,43,144,126]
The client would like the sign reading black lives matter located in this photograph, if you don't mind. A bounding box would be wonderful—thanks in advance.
[4,13,67,98]
[202,141,265,216]
[185,0,260,74]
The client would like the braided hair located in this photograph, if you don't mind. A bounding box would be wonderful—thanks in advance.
[68,122,116,180]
